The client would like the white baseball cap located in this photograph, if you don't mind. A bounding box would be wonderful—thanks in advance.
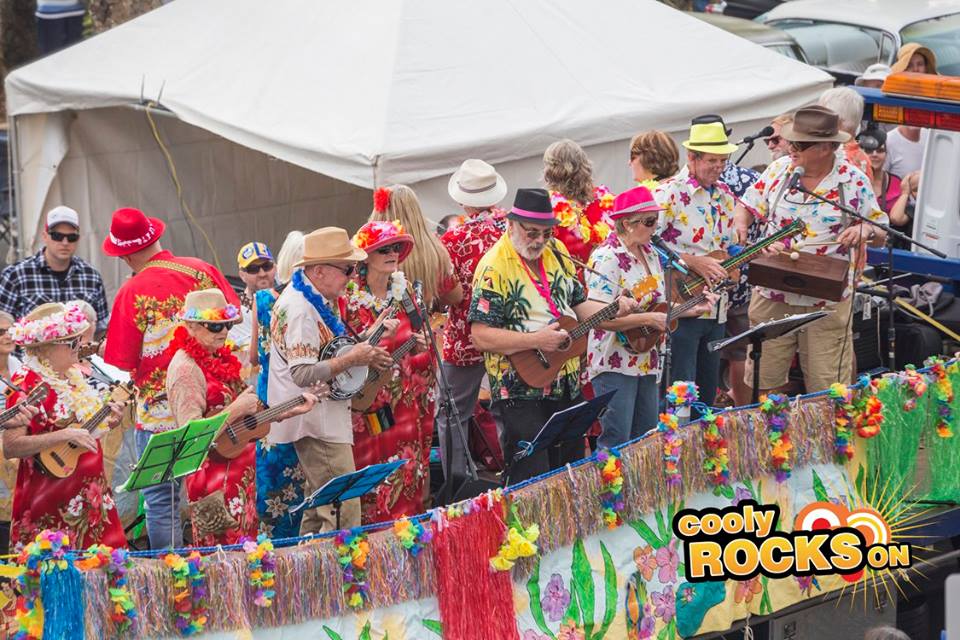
[46,205,80,230]
[854,64,892,86]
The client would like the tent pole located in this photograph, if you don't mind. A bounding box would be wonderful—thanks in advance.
[8,115,23,263]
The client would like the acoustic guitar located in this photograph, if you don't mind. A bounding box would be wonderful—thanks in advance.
[509,299,621,389]
[670,219,806,302]
[0,383,50,429]
[36,381,135,478]
[621,281,736,354]
[211,391,318,459]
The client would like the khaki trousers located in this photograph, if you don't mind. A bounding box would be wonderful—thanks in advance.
[293,437,359,534]
[744,294,854,393]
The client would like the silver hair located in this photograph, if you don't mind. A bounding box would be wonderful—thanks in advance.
[818,87,865,136]
[863,627,910,640]
[275,231,305,285]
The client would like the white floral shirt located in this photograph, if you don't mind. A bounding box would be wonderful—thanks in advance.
[740,156,886,307]
[586,235,664,379]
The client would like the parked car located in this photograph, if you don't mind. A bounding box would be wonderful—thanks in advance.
[705,0,785,20]
[759,0,960,80]
[689,12,807,62]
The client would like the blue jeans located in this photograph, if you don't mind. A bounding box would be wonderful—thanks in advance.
[669,317,726,409]
[591,372,659,449]
[135,429,183,549]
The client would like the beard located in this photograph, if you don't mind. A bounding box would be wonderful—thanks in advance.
[509,227,547,262]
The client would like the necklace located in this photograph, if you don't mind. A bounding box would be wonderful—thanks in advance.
[23,355,102,423]
[170,326,244,393]
[292,270,346,336]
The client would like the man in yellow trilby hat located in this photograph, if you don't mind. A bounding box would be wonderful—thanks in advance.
[652,118,739,410]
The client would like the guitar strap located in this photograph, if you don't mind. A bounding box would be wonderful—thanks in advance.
[141,259,217,290]
[364,403,395,434]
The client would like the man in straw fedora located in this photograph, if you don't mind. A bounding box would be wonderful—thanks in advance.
[734,105,887,395]
[267,227,396,534]
[468,188,639,484]
[102,207,239,549]
[437,159,508,483]
[653,117,739,410]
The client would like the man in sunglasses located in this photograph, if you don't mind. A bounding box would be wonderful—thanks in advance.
[229,242,277,371]
[0,206,109,336]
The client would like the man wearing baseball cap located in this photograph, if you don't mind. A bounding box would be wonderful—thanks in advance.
[229,241,277,367]
[0,205,109,334]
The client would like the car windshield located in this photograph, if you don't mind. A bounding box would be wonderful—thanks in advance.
[766,20,894,75]
[901,13,960,77]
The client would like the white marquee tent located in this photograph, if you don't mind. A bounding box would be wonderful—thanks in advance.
[5,0,832,297]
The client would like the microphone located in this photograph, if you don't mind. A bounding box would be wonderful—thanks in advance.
[736,125,775,145]
[786,166,805,191]
[650,235,688,270]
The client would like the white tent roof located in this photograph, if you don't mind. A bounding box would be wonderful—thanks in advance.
[6,0,832,190]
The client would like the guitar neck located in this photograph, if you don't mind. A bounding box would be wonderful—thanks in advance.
[366,335,417,384]
[720,220,805,271]
[365,305,398,347]
[79,404,114,434]
[569,300,621,341]
[0,387,45,428]
[240,395,307,428]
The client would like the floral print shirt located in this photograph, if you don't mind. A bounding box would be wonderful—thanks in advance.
[468,235,586,401]
[586,235,664,379]
[740,156,886,307]
[550,185,615,269]
[439,208,506,366]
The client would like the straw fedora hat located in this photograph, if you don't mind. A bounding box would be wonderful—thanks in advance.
[682,122,739,155]
[295,227,368,268]
[178,289,241,324]
[448,159,508,208]
[10,302,90,347]
[781,106,850,143]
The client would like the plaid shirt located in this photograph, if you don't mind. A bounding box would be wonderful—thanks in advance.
[0,250,109,331]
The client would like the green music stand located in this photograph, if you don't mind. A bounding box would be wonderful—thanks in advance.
[117,413,227,548]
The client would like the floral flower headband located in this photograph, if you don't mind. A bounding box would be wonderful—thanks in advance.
[352,220,410,253]
[10,303,90,346]
[180,304,241,323]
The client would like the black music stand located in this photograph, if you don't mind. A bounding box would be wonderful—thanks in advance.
[504,391,615,487]
[291,460,406,531]
[708,311,828,404]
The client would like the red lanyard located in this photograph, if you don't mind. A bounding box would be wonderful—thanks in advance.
[518,253,562,319]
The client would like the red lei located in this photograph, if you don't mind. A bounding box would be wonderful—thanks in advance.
[169,326,244,397]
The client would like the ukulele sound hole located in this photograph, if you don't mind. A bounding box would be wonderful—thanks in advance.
[783,275,807,288]
[50,451,66,465]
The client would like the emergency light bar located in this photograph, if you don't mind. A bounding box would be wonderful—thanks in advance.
[857,73,960,133]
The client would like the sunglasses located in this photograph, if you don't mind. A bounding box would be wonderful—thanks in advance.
[764,135,782,146]
[0,328,7,336]
[242,261,274,274]
[199,321,229,334]
[49,231,80,243]
[518,223,555,241]
[863,146,886,155]
[324,263,357,277]
[626,216,659,229]
[53,336,82,350]
[375,243,405,255]
[788,141,819,152]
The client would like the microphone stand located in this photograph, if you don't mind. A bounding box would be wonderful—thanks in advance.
[793,184,947,371]
[649,245,688,390]
[733,138,757,166]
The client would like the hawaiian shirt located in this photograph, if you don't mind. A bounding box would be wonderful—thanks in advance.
[468,235,587,401]
[439,207,506,366]
[718,162,761,308]
[103,250,238,432]
[550,185,615,268]
[586,234,664,379]
[654,165,736,319]
[740,156,886,307]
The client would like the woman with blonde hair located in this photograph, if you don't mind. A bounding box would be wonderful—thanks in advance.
[248,230,309,538]
[369,185,460,308]
[629,131,680,186]
[543,139,615,272]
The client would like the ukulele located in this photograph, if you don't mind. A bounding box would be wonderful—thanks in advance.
[351,333,421,412]
[0,383,50,429]
[36,381,135,478]
[621,280,736,353]
[509,299,621,389]
[211,390,321,459]
[670,219,806,302]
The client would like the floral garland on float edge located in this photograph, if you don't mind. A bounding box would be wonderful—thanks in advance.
[163,551,207,636]
[900,364,928,412]
[926,357,958,438]
[828,376,885,462]
[701,409,730,492]
[393,517,432,557]
[13,531,71,640]
[490,504,540,572]
[241,534,276,608]
[76,544,137,633]
[658,382,698,488]
[596,449,625,529]
[334,529,370,609]
[759,393,792,482]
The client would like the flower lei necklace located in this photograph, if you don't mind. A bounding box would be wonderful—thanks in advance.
[23,354,102,423]
[292,269,346,337]
[170,327,243,391]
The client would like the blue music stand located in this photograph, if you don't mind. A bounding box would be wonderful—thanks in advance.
[506,391,616,486]
[291,460,407,530]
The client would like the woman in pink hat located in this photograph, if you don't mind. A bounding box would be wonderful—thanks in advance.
[344,220,432,524]
[585,187,714,447]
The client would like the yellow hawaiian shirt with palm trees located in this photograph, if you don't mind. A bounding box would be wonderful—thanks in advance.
[468,235,586,401]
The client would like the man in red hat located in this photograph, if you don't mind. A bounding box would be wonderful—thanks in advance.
[102,207,239,549]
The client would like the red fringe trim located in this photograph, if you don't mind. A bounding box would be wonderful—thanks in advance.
[432,505,519,640]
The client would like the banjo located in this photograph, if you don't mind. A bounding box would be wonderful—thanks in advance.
[321,273,405,401]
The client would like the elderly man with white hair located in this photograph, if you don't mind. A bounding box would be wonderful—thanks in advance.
[818,86,873,179]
